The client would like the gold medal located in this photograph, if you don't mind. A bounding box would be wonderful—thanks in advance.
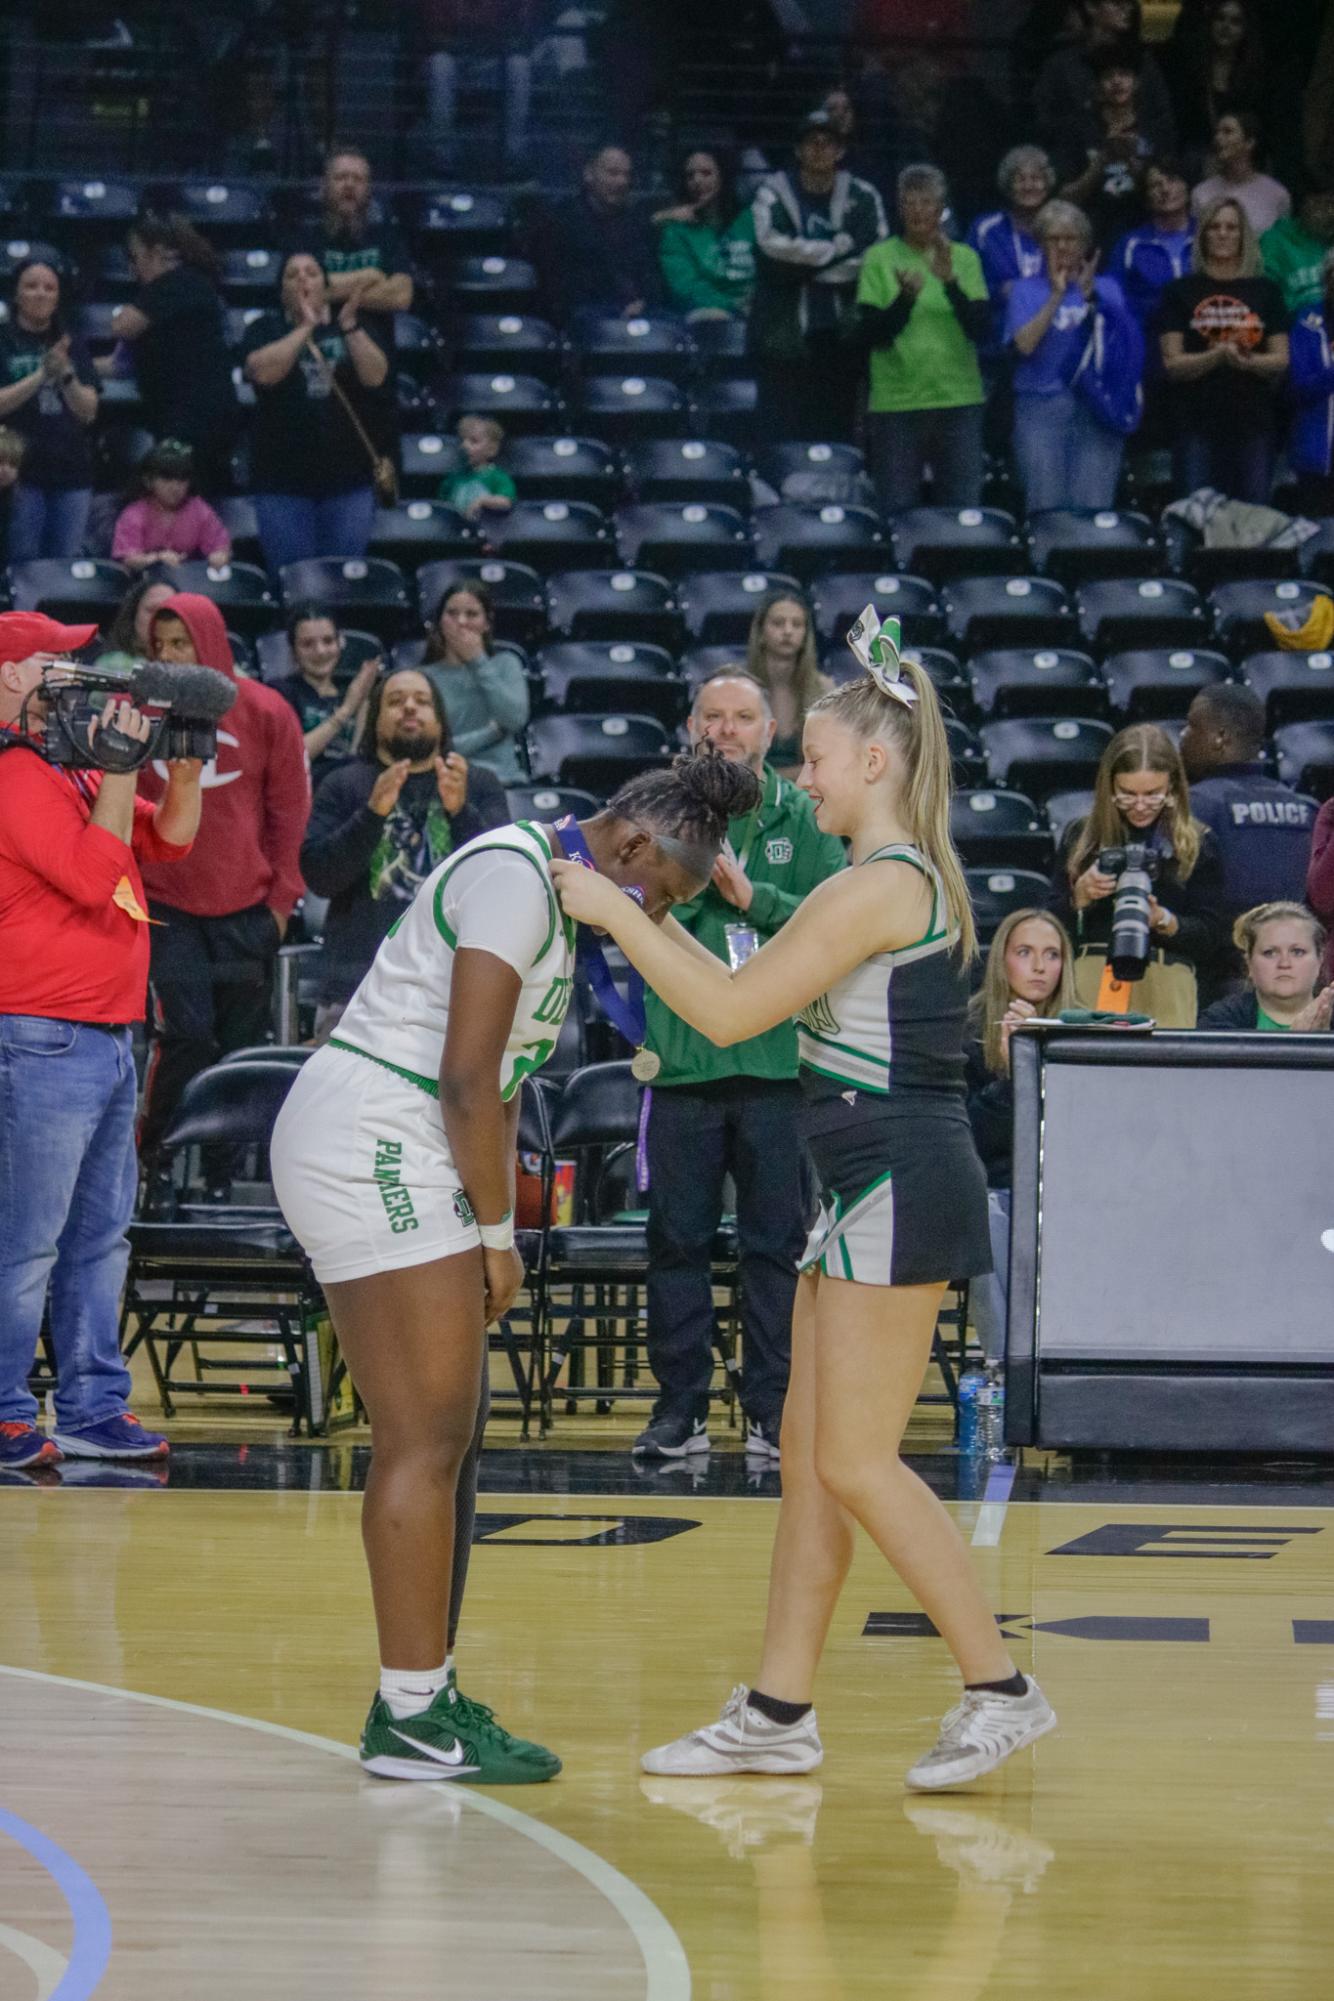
[631,1047,661,1083]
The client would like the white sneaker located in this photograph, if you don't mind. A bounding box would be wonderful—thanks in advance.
[905,1677,1056,1791]
[641,1686,823,1777]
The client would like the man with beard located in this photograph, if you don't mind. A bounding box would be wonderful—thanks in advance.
[299,148,415,320]
[300,667,507,1040]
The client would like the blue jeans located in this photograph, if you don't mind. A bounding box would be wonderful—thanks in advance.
[1173,428,1275,506]
[9,484,93,562]
[253,487,376,576]
[868,405,986,512]
[1012,389,1124,513]
[0,1016,136,1429]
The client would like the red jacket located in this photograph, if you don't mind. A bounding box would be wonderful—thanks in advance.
[0,742,191,1023]
[137,593,308,920]
[1308,795,1334,986]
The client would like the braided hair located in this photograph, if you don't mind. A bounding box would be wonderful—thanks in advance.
[607,746,761,859]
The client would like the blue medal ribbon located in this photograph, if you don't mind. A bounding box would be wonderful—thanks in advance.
[554,815,647,1046]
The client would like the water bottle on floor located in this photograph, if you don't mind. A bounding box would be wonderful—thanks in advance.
[978,1360,1007,1462]
[956,1364,985,1456]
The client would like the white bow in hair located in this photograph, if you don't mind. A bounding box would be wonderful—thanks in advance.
[846,606,917,706]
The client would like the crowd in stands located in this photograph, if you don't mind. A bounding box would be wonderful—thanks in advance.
[2,0,1333,1180]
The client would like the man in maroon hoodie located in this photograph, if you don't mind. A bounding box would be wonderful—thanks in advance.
[137,592,309,1181]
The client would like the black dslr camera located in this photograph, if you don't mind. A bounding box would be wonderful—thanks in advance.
[1097,843,1161,982]
[14,655,236,774]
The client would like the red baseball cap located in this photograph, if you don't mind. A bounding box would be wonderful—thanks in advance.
[0,611,99,666]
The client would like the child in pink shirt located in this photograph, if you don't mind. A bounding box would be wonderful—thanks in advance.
[112,438,230,572]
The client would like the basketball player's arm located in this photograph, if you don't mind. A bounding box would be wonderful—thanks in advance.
[439,948,522,1231]
[554,860,931,1047]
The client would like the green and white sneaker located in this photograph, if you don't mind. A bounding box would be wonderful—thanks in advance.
[359,1681,562,1784]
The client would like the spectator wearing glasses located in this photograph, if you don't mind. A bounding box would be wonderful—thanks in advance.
[1049,722,1225,1025]
[1197,903,1333,1030]
[857,164,990,512]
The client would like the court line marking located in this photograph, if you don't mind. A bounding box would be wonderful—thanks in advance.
[0,1805,112,2001]
[971,1462,1017,1546]
[0,1921,68,2001]
[0,1663,690,2001]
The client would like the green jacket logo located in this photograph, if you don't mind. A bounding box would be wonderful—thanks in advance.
[765,837,794,865]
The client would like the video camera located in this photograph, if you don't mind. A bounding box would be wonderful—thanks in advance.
[1097,842,1161,983]
[8,654,237,774]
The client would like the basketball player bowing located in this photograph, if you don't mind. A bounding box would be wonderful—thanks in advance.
[553,617,1057,1791]
[271,750,759,1780]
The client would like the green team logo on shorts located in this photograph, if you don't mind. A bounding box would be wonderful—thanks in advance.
[452,1189,476,1226]
[373,1138,419,1235]
[798,991,840,1036]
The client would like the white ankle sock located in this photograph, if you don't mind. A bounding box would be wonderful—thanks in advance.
[380,1662,449,1720]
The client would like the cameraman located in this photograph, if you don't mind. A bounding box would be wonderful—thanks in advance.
[1048,722,1225,1025]
[0,612,201,1469]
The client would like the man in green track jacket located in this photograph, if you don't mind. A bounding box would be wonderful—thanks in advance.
[635,671,846,1463]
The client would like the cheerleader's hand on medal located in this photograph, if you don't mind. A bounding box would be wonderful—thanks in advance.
[551,856,634,933]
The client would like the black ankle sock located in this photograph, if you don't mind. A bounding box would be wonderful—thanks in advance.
[965,1670,1028,1698]
[748,1688,812,1725]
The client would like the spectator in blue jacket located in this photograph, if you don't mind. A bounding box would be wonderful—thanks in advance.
[1287,246,1334,516]
[1179,683,1318,936]
[968,146,1055,349]
[1006,199,1142,510]
[1111,155,1194,328]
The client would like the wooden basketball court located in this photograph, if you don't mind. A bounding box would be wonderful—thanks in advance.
[3,1441,1332,1999]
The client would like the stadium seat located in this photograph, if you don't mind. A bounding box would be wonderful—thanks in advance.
[1100,647,1231,722]
[9,557,126,622]
[255,626,382,685]
[443,255,539,313]
[366,501,478,569]
[570,312,696,382]
[980,717,1116,799]
[1241,649,1334,728]
[536,641,687,728]
[1075,577,1207,653]
[390,311,448,385]
[397,188,513,255]
[752,503,886,582]
[575,376,688,443]
[0,238,68,285]
[1272,721,1334,800]
[1045,787,1096,843]
[505,782,600,823]
[448,312,562,382]
[966,868,1054,946]
[527,712,673,793]
[216,496,262,565]
[45,177,140,242]
[439,372,563,434]
[400,430,462,497]
[544,569,682,649]
[756,441,868,497]
[1160,515,1299,589]
[218,247,284,300]
[968,647,1104,720]
[277,558,413,643]
[1025,508,1160,585]
[503,435,620,508]
[622,439,749,509]
[170,181,270,235]
[490,499,611,573]
[941,576,1075,650]
[165,561,276,638]
[1209,580,1326,660]
[675,569,802,646]
[951,790,1052,871]
[1300,520,1334,588]
[691,375,759,447]
[417,557,548,648]
[820,640,971,715]
[680,644,753,689]
[887,506,1023,584]
[946,719,989,787]
[689,316,748,374]
[810,571,944,649]
[615,502,752,575]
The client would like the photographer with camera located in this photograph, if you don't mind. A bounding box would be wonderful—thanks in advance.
[1049,722,1225,1025]
[0,612,202,1468]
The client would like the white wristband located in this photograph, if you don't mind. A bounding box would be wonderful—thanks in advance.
[478,1213,515,1252]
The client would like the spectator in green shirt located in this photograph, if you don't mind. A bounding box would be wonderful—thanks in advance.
[654,147,756,321]
[1261,189,1334,312]
[856,164,990,512]
[436,414,517,520]
[635,670,845,1464]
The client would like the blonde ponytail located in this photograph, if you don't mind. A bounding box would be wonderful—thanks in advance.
[809,660,976,959]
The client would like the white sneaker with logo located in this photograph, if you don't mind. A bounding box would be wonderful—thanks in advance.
[641,1686,823,1777]
[905,1677,1057,1791]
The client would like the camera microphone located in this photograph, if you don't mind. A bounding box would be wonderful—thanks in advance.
[129,660,237,723]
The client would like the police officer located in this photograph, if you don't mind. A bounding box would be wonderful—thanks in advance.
[1181,684,1318,926]
[634,672,845,1464]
